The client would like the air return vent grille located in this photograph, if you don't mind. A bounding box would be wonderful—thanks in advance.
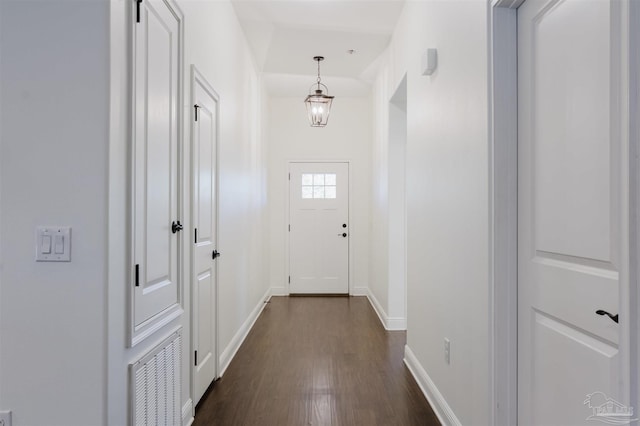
[130,329,182,426]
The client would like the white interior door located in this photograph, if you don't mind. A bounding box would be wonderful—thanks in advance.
[191,68,219,405]
[133,0,181,329]
[518,1,629,424]
[289,162,349,294]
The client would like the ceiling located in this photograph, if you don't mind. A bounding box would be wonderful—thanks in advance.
[231,0,406,96]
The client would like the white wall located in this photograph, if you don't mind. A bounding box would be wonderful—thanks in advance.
[267,96,372,295]
[0,1,267,424]
[108,1,268,424]
[372,1,491,424]
[0,1,110,424]
[180,0,268,365]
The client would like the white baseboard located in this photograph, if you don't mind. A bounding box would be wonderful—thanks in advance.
[385,316,407,330]
[365,288,407,331]
[351,286,368,296]
[366,288,387,328]
[271,286,370,297]
[218,287,271,377]
[182,398,193,426]
[404,345,461,426]
[270,285,288,296]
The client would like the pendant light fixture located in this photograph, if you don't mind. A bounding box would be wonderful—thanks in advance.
[304,56,334,127]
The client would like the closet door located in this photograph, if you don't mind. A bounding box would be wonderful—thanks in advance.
[132,0,182,342]
[191,67,220,405]
[517,0,628,423]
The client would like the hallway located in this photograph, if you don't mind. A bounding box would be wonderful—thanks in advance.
[193,297,439,425]
[1,1,638,424]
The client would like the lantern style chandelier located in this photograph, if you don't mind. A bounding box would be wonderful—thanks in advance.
[304,56,334,127]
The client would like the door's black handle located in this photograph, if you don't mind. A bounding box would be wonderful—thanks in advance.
[172,221,183,233]
[596,310,619,324]
[212,250,221,260]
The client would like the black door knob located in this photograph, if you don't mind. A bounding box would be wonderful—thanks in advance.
[596,310,618,323]
[342,233,347,238]
[171,221,183,233]
[342,224,347,228]
[212,250,221,259]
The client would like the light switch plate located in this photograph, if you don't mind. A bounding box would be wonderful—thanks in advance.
[36,226,71,262]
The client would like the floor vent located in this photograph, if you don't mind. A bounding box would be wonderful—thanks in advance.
[130,329,182,426]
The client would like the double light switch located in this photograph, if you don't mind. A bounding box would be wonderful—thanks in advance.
[36,226,71,262]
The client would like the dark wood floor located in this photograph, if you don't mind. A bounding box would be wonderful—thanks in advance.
[193,296,440,426]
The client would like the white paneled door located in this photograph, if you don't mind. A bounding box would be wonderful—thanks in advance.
[518,0,629,424]
[191,68,219,405]
[133,0,181,330]
[289,162,349,294]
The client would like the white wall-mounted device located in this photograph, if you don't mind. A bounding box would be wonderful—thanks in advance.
[421,48,438,76]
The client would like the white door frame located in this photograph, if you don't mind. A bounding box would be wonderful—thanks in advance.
[631,0,640,418]
[285,160,353,294]
[488,2,520,423]
[489,0,640,423]
[189,65,220,405]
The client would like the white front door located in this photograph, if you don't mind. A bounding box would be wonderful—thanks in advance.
[518,0,629,424]
[289,162,349,294]
[191,68,219,405]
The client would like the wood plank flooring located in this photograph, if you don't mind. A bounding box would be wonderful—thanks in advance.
[193,296,440,426]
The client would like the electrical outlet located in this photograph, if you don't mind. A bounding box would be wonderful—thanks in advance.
[0,410,12,426]
[444,338,451,365]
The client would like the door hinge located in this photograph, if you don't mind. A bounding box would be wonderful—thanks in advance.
[288,224,290,232]
[194,104,200,121]
[135,264,140,287]
[135,0,142,23]
[288,276,290,284]
[194,350,198,366]
[194,228,198,244]
[288,173,290,180]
